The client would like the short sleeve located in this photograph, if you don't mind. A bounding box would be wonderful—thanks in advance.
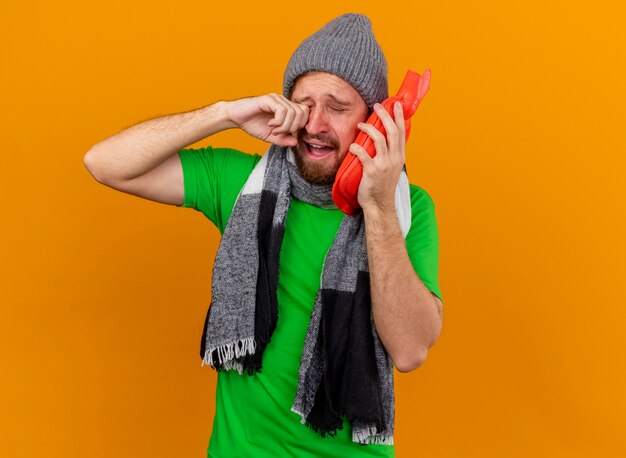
[177,146,261,233]
[405,185,443,303]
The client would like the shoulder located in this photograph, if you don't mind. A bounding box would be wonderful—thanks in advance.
[214,146,262,162]
[405,183,439,238]
[179,145,262,167]
[178,145,263,190]
[176,145,264,230]
[408,183,436,209]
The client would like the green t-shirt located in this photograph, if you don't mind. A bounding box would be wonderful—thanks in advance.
[177,146,443,458]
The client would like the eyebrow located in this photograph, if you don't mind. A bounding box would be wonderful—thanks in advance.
[293,94,352,106]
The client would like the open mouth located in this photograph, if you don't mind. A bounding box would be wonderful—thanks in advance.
[304,141,335,160]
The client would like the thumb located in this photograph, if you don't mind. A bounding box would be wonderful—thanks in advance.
[269,132,298,147]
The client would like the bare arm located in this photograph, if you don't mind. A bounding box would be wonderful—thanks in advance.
[83,102,233,206]
[364,207,443,373]
[84,102,233,183]
[83,94,309,205]
[349,102,443,372]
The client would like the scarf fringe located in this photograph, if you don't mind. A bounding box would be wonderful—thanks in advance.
[291,406,344,438]
[290,406,307,425]
[203,147,402,445]
[352,426,394,445]
[202,337,257,373]
[292,406,392,444]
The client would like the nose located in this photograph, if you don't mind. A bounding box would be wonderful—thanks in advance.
[305,107,329,134]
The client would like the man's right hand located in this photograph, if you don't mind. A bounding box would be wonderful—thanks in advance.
[83,94,310,207]
[224,94,310,147]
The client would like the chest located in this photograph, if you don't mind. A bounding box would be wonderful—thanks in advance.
[275,200,344,334]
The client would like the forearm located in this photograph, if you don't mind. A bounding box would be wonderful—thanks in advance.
[364,206,443,372]
[84,101,233,182]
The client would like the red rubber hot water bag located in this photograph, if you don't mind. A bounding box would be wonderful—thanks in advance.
[332,69,431,215]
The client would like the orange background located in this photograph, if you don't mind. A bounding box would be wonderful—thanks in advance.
[2,1,625,457]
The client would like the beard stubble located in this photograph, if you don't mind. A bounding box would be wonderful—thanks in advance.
[293,130,342,186]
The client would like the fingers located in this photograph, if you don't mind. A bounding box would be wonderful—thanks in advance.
[349,143,373,167]
[357,102,406,165]
[393,102,406,149]
[289,100,309,133]
[266,93,309,136]
[372,102,405,156]
[267,94,293,130]
[357,120,388,158]
[270,132,299,147]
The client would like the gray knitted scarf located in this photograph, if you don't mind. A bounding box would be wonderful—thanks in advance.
[199,144,412,445]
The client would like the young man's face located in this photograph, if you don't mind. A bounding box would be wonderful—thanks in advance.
[290,71,370,185]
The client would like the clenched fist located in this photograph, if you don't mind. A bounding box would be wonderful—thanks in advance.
[224,93,310,147]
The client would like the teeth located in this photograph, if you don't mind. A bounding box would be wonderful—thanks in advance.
[309,144,329,149]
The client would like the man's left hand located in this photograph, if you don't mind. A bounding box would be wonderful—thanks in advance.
[348,101,407,213]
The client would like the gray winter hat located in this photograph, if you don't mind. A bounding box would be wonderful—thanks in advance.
[283,13,388,110]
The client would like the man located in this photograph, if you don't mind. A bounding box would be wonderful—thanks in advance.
[84,13,443,458]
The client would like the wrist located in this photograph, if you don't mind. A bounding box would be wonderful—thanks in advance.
[362,204,400,234]
[362,201,396,220]
[209,100,237,131]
